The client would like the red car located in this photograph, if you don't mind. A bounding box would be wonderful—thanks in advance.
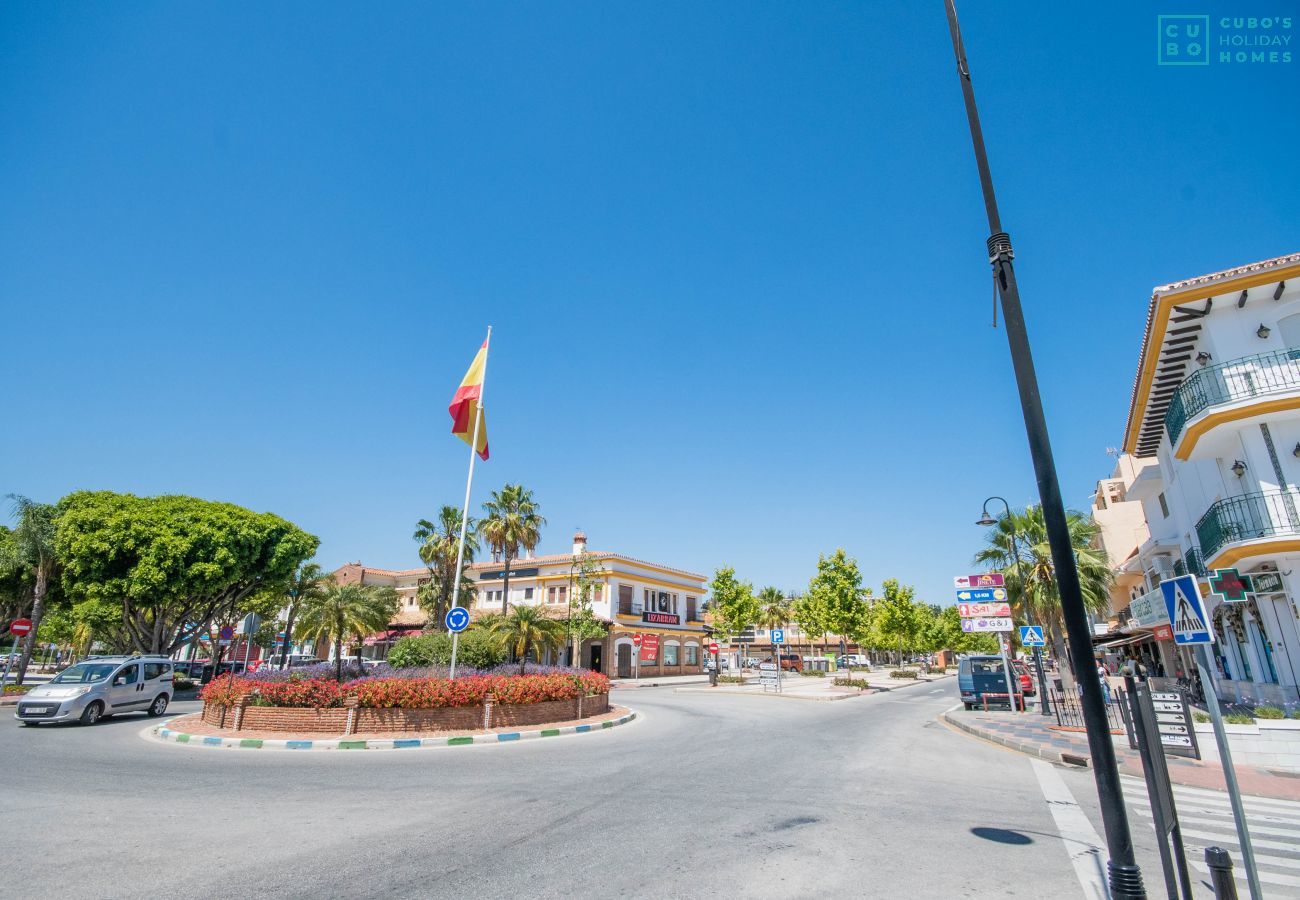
[1012,661,1036,696]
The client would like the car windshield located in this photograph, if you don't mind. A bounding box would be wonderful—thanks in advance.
[51,663,118,684]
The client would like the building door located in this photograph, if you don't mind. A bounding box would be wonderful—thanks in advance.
[616,643,631,678]
[589,643,602,673]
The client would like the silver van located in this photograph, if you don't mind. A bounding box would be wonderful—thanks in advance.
[14,656,174,725]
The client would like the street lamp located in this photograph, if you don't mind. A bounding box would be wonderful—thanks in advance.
[977,497,1051,717]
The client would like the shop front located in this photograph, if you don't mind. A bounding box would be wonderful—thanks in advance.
[608,626,704,679]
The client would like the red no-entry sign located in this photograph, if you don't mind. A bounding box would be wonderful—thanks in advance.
[9,619,32,636]
[708,642,719,654]
[631,634,643,647]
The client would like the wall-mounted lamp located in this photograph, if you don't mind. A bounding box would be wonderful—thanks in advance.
[1257,323,1272,339]
[1231,459,1248,477]
[1196,351,1212,366]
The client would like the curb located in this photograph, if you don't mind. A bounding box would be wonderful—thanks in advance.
[940,710,1091,768]
[147,710,637,751]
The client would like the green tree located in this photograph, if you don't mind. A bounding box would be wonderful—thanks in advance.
[55,491,318,657]
[566,549,608,667]
[414,506,478,629]
[707,567,759,654]
[388,633,450,669]
[974,504,1111,687]
[279,563,333,668]
[487,605,566,674]
[295,582,398,680]
[479,484,546,616]
[874,579,920,664]
[806,549,870,654]
[2,496,61,683]
[792,590,829,658]
[932,605,998,655]
[756,586,791,657]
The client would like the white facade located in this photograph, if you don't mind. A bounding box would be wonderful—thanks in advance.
[1122,252,1300,705]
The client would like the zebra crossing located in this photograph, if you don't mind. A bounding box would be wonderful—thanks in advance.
[1122,774,1300,895]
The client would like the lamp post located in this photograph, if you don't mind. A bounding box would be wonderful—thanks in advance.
[943,2,1144,895]
[977,497,1051,716]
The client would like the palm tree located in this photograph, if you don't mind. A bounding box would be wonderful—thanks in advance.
[756,586,789,660]
[974,504,1112,689]
[413,506,478,629]
[294,583,399,680]
[479,484,546,616]
[280,563,333,669]
[487,604,566,675]
[2,496,59,684]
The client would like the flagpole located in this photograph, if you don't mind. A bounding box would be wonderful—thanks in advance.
[449,326,491,680]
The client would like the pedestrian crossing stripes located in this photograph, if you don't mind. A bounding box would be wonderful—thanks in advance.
[1121,775,1300,892]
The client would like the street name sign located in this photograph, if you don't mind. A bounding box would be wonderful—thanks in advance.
[445,607,470,633]
[771,628,784,645]
[1159,575,1213,645]
[1148,677,1200,759]
[954,573,1005,589]
[955,588,1007,603]
[958,602,1012,618]
[960,616,1013,633]
[1019,625,1046,647]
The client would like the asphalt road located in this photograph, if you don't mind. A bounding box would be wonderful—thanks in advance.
[1,680,1186,899]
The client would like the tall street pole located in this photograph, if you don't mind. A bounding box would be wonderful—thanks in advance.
[943,3,1145,896]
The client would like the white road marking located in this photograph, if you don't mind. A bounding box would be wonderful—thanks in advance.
[1031,758,1109,899]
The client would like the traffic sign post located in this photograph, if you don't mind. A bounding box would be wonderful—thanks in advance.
[955,588,1008,603]
[446,606,471,679]
[1159,576,1212,645]
[1019,625,1046,647]
[954,573,1006,589]
[771,628,784,646]
[1,619,32,688]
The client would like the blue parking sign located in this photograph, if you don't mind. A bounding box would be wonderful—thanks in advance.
[771,629,784,645]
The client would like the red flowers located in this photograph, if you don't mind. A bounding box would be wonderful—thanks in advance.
[200,672,610,709]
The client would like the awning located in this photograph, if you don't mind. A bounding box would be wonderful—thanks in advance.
[1095,635,1146,650]
[363,629,422,645]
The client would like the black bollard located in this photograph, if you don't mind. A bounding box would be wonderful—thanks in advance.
[1204,847,1238,900]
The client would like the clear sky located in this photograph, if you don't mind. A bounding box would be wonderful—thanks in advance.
[3,2,1296,607]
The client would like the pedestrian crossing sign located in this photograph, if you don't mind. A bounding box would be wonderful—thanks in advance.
[1018,625,1045,647]
[1159,575,1213,645]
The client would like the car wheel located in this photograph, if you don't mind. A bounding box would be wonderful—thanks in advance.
[148,694,169,717]
[963,702,974,711]
[80,702,104,726]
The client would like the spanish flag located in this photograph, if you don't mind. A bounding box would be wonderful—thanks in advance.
[449,340,489,460]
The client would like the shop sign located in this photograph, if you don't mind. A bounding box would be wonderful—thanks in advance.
[1129,590,1171,628]
[1152,624,1174,642]
[1251,571,1284,594]
[1208,568,1253,603]
[639,634,659,664]
[478,567,540,581]
[957,602,1012,618]
[642,611,678,625]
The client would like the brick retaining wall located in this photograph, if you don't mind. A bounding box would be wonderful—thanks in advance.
[201,693,610,735]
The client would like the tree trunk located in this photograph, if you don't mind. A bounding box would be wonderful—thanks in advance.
[16,565,49,685]
[334,637,343,682]
[520,638,527,675]
[501,555,513,616]
[1050,624,1073,692]
[281,606,298,670]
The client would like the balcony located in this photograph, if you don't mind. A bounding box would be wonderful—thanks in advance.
[1195,489,1300,567]
[1166,349,1300,455]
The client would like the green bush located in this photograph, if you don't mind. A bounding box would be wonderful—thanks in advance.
[799,669,826,677]
[387,634,449,669]
[172,676,196,691]
[833,677,869,689]
[1225,713,1254,725]
[1253,706,1286,720]
[1293,710,1300,720]
[1193,711,1210,723]
[889,669,920,679]
[457,628,506,668]
[929,666,947,675]
[717,675,746,684]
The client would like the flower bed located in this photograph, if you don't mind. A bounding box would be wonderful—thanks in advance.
[199,671,611,735]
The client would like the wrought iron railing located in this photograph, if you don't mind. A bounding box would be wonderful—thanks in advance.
[1184,547,1206,577]
[1050,687,1127,733]
[1165,349,1300,446]
[1195,489,1300,564]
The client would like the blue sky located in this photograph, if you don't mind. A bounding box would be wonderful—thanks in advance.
[2,2,1296,607]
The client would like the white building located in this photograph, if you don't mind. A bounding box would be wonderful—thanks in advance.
[1121,251,1300,705]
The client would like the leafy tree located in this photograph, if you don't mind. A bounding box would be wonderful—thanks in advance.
[931,604,998,655]
[487,605,566,674]
[707,567,759,652]
[792,590,829,658]
[479,484,546,616]
[974,504,1111,687]
[566,549,608,666]
[279,563,332,668]
[414,506,478,629]
[1,496,61,683]
[806,549,870,654]
[295,582,398,680]
[55,491,318,657]
[874,579,921,664]
[0,525,30,631]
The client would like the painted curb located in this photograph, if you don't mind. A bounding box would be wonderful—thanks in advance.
[940,710,1090,768]
[147,710,637,751]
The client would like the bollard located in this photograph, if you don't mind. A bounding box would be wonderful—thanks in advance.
[1204,847,1238,900]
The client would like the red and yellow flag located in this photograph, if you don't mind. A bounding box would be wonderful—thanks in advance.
[449,341,489,460]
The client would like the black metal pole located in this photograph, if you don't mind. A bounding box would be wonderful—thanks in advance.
[943,3,1144,896]
[1204,848,1238,900]
[983,495,1053,716]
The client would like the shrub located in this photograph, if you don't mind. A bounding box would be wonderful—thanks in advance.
[929,667,947,675]
[2,684,31,695]
[252,679,345,708]
[172,676,196,691]
[717,675,746,684]
[1253,706,1286,720]
[799,670,826,677]
[1193,711,1210,723]
[1293,710,1300,720]
[455,628,507,669]
[387,634,450,670]
[889,669,920,679]
[1225,713,1254,725]
[834,677,869,689]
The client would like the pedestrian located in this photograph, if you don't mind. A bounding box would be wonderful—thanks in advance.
[1096,660,1111,703]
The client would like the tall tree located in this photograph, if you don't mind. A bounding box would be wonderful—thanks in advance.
[55,491,318,656]
[279,563,333,668]
[566,549,608,667]
[414,506,478,629]
[806,549,870,653]
[708,567,760,651]
[479,484,546,616]
[756,587,791,631]
[2,496,60,683]
[295,582,398,681]
[792,590,830,659]
[488,604,566,674]
[874,579,921,664]
[974,504,1111,687]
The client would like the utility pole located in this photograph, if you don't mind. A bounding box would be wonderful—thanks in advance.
[943,2,1145,896]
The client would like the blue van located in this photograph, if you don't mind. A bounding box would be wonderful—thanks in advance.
[958,655,1017,710]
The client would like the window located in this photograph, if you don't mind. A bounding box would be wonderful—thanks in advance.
[589,585,602,603]
[115,664,139,685]
[1158,492,1170,519]
[547,586,567,604]
[684,644,699,665]
[619,585,634,615]
[524,588,534,600]
[686,597,697,621]
[664,642,680,666]
[143,663,169,680]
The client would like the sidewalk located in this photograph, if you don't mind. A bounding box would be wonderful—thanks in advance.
[942,707,1300,801]
[674,668,955,701]
[611,674,711,689]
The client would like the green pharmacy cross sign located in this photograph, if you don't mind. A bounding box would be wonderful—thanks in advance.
[1209,568,1253,603]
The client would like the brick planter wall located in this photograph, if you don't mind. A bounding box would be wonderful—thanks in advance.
[201,692,610,735]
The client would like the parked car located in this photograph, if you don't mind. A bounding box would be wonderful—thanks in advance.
[837,654,870,669]
[14,656,174,725]
[1012,660,1036,697]
[777,653,803,673]
[742,657,760,669]
[958,655,1022,710]
[703,657,731,672]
